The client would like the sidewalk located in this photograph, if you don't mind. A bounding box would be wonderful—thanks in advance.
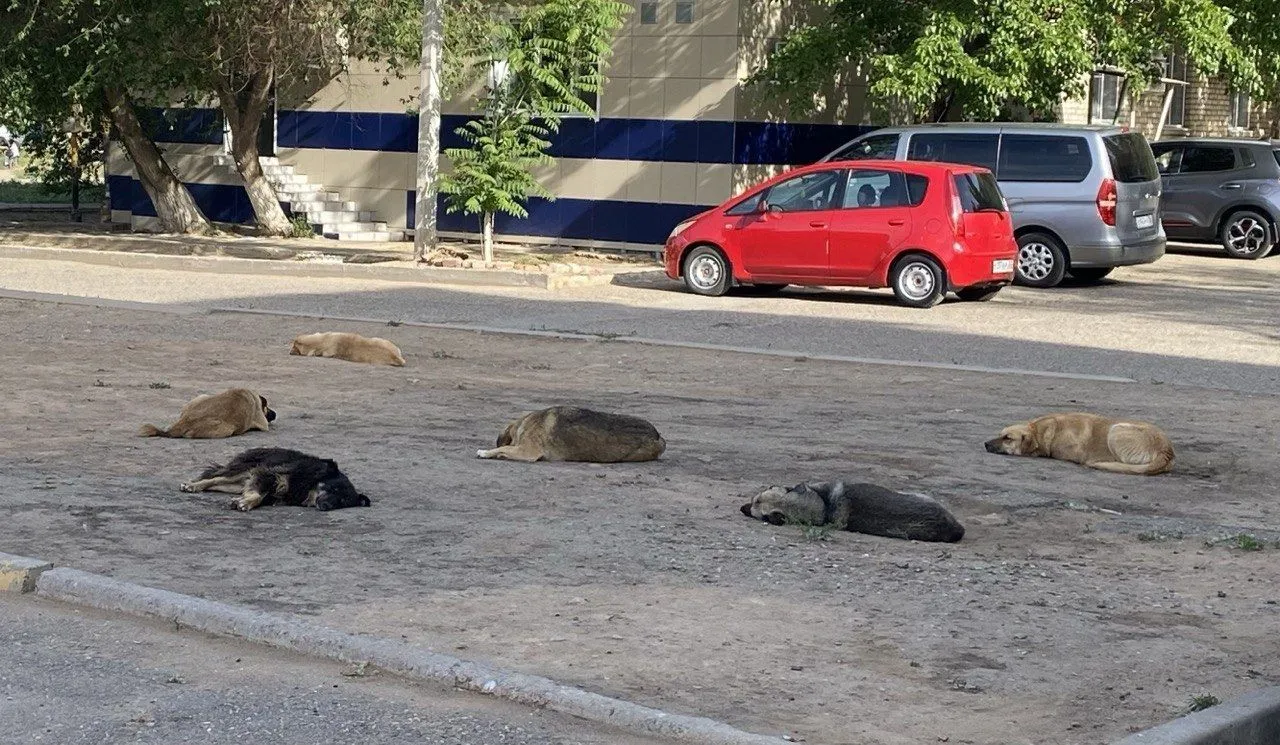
[0,223,663,290]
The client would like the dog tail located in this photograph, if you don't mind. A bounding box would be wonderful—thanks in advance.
[138,423,169,437]
[1091,445,1174,476]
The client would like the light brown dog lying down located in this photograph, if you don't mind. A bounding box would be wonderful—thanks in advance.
[139,388,276,439]
[289,332,405,366]
[477,406,666,462]
[985,412,1174,475]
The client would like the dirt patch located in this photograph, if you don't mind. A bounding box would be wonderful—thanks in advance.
[3,297,1279,744]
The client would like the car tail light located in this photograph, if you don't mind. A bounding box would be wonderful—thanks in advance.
[949,177,966,237]
[1096,178,1117,226]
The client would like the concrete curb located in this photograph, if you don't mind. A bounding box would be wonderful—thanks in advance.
[0,244,656,290]
[1114,687,1280,744]
[0,552,52,593]
[31,565,783,745]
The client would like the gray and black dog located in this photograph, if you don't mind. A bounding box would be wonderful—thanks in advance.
[741,481,964,542]
[180,447,370,512]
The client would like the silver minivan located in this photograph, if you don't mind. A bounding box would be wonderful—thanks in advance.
[819,124,1166,287]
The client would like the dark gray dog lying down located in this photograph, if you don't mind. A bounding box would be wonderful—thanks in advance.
[740,481,965,543]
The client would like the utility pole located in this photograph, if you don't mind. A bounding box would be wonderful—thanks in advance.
[413,0,444,261]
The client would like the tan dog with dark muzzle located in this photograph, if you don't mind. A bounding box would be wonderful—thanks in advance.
[139,388,275,439]
[984,412,1173,475]
[477,406,666,463]
[289,332,406,366]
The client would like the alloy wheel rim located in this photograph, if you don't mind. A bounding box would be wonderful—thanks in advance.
[689,255,723,289]
[1227,218,1267,254]
[899,263,935,300]
[1018,243,1054,280]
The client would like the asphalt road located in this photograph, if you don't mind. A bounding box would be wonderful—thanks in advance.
[0,593,659,745]
[0,245,1276,392]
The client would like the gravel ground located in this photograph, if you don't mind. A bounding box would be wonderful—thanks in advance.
[0,593,660,745]
[2,294,1279,745]
[0,248,1277,392]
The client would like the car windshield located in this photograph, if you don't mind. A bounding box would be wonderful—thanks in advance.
[954,172,1005,212]
[1104,133,1160,183]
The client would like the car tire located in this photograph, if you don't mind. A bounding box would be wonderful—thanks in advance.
[682,246,732,296]
[955,286,1002,302]
[1068,267,1114,282]
[1015,232,1068,288]
[1220,210,1274,259]
[891,254,946,308]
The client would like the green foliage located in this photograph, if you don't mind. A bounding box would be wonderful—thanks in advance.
[441,0,627,224]
[288,215,317,238]
[442,116,553,221]
[750,0,1261,122]
[1187,693,1221,712]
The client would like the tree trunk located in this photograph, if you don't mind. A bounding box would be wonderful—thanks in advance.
[414,0,445,261]
[481,211,494,263]
[103,86,214,235]
[216,69,291,236]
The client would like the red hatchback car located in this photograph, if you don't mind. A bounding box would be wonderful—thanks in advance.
[664,160,1017,307]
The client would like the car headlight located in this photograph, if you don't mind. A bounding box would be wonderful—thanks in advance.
[668,218,697,240]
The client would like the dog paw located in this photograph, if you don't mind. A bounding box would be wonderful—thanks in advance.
[476,449,489,458]
[180,482,196,493]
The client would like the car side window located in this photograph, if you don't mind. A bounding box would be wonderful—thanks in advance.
[906,133,999,172]
[1239,148,1256,168]
[997,135,1092,182]
[725,192,764,216]
[758,170,845,213]
[841,170,921,209]
[830,133,899,161]
[1180,146,1236,173]
[1151,145,1180,175]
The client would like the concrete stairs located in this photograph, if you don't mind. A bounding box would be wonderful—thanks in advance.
[258,156,400,241]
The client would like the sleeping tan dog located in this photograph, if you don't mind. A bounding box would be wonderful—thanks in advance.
[984,412,1174,475]
[139,388,275,439]
[289,332,405,366]
[477,406,666,462]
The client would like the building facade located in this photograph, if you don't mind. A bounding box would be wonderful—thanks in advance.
[105,4,1273,249]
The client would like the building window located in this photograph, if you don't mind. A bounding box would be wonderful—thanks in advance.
[674,0,693,24]
[639,1,657,24]
[1089,72,1124,123]
[1230,90,1251,130]
[1164,49,1187,128]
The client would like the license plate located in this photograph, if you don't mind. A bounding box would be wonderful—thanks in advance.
[1135,214,1155,229]
[992,259,1013,273]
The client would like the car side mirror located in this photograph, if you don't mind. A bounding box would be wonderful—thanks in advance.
[756,200,770,214]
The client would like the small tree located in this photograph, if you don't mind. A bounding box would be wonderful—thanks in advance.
[441,0,626,263]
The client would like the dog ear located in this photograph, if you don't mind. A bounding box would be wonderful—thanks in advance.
[740,502,753,517]
[765,512,787,526]
[324,459,339,472]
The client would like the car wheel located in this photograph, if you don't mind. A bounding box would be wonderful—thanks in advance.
[891,254,946,308]
[1015,232,1068,288]
[1220,210,1274,259]
[955,286,1002,302]
[1068,267,1114,282]
[682,246,732,296]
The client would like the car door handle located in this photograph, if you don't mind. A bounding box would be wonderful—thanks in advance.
[1221,183,1243,190]
[888,218,906,226]
[809,221,828,228]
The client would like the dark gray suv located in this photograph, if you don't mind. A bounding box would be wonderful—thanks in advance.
[1151,138,1280,259]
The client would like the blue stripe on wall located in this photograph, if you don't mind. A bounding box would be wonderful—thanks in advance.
[408,190,705,245]
[142,107,224,145]
[269,109,877,166]
[109,173,704,245]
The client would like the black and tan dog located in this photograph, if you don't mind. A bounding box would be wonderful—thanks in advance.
[741,481,965,542]
[477,406,666,463]
[289,332,406,367]
[180,447,370,512]
[984,412,1174,475]
[139,388,275,439]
